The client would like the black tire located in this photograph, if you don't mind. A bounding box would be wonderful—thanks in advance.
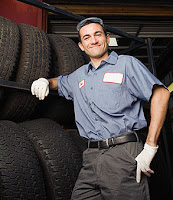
[19,118,82,200]
[38,96,76,127]
[0,16,20,80]
[0,120,46,200]
[69,131,88,154]
[0,24,50,122]
[0,17,20,110]
[48,34,85,76]
[39,35,85,126]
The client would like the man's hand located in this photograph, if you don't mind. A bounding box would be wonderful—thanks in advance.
[135,143,158,183]
[31,78,49,100]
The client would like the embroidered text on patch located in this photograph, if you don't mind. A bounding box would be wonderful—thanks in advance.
[79,79,85,88]
[103,72,124,84]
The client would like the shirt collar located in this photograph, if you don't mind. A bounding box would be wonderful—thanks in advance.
[87,51,118,72]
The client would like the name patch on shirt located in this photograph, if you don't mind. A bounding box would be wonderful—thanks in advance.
[79,79,85,88]
[103,72,124,84]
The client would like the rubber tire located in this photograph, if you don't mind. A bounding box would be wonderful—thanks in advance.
[0,120,46,200]
[0,24,50,122]
[48,34,85,76]
[69,131,88,154]
[0,16,20,80]
[19,118,82,200]
[37,96,76,127]
[39,35,85,126]
[0,17,20,111]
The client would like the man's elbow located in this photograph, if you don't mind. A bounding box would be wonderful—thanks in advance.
[152,84,170,102]
[159,86,170,102]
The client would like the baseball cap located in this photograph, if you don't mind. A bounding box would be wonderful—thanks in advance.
[77,17,104,31]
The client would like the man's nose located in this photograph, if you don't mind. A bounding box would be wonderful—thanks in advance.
[91,36,98,44]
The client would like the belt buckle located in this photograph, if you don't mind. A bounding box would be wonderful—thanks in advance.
[98,138,109,149]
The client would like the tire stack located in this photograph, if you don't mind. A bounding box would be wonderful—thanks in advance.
[0,18,50,122]
[0,16,86,124]
[0,119,82,200]
[0,16,84,200]
[0,120,47,200]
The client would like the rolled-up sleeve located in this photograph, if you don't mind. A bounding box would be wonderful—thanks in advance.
[57,72,76,101]
[126,56,166,102]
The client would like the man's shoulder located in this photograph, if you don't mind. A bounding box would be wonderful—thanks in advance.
[118,54,133,61]
[117,55,139,68]
[74,63,89,74]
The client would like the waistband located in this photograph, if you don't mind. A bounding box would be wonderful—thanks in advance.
[88,131,139,149]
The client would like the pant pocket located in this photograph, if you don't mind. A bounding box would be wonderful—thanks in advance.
[121,141,143,165]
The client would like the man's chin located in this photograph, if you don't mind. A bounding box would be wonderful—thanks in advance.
[86,48,108,59]
[89,53,105,59]
[86,51,103,58]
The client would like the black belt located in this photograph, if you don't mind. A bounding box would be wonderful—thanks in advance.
[88,131,138,149]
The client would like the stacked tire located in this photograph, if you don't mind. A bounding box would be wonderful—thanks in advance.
[0,17,86,124]
[19,118,82,200]
[0,17,50,122]
[0,16,85,200]
[0,120,47,200]
[0,119,82,200]
[0,17,20,111]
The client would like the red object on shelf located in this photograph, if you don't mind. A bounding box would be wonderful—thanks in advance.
[0,0,47,31]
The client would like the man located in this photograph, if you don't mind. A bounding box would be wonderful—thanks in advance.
[31,17,170,200]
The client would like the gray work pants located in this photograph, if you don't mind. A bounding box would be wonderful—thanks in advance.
[71,140,150,200]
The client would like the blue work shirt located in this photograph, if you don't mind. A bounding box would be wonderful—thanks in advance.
[57,51,165,140]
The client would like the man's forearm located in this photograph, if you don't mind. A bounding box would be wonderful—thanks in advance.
[48,78,58,90]
[146,85,170,147]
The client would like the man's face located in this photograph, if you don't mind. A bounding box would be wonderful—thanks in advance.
[78,23,110,59]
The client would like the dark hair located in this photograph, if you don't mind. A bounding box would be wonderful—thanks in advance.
[78,21,108,42]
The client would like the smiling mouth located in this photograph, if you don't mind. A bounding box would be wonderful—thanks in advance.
[90,45,101,48]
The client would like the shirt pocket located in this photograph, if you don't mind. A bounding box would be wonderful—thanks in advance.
[93,82,122,111]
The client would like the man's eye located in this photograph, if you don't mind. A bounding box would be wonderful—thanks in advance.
[96,33,101,36]
[84,37,89,40]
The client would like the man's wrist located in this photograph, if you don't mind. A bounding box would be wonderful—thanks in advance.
[144,143,158,151]
[145,140,157,147]
[146,135,158,147]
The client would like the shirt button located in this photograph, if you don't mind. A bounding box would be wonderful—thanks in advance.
[91,87,93,90]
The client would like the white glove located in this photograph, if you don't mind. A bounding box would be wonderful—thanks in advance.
[31,78,49,100]
[135,143,158,183]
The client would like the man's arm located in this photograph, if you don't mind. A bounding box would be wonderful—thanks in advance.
[147,85,170,146]
[135,84,170,183]
[48,78,58,90]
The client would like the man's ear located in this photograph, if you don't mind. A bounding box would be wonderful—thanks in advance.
[78,42,84,51]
